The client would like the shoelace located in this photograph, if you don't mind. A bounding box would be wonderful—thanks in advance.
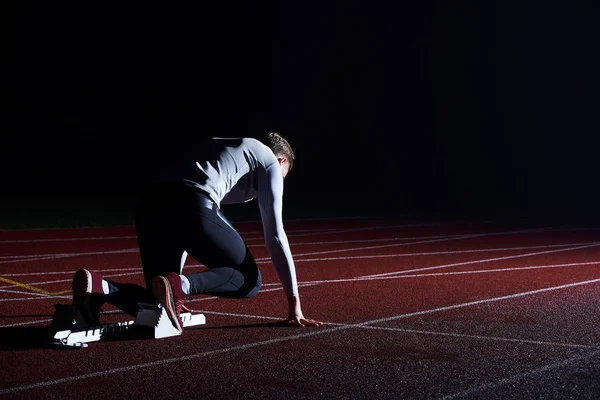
[174,298,185,324]
[181,303,195,313]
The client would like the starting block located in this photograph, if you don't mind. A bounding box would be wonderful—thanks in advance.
[49,302,206,348]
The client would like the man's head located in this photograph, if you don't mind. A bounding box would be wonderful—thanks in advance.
[261,131,295,178]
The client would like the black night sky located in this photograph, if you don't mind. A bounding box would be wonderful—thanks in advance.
[2,1,600,226]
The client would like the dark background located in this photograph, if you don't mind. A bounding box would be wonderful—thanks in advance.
[2,1,600,226]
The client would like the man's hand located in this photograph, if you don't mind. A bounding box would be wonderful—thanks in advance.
[284,315,323,327]
[286,295,323,327]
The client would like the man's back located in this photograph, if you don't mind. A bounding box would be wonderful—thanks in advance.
[155,137,278,206]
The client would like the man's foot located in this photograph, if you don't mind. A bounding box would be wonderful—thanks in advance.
[72,268,105,326]
[152,272,185,333]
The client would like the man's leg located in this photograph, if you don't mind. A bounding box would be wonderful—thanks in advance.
[183,200,262,299]
[136,183,262,330]
[149,203,261,332]
[71,268,153,325]
[134,183,193,331]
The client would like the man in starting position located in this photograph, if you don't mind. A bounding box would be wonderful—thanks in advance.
[72,132,322,331]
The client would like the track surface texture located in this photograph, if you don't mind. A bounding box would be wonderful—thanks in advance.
[1,216,600,399]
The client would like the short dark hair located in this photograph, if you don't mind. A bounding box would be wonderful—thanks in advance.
[261,131,295,172]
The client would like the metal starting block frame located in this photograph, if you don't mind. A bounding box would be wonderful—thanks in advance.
[50,302,206,348]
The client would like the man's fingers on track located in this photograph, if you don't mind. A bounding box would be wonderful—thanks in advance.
[301,318,323,327]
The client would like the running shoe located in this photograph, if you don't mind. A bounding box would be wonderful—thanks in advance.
[72,268,105,326]
[152,272,185,333]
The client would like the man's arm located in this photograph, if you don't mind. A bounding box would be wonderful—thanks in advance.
[257,164,322,327]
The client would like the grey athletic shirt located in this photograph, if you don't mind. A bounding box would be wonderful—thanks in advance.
[158,137,298,298]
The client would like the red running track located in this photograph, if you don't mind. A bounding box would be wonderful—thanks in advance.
[1,216,600,399]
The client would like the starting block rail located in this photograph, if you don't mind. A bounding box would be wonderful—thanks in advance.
[49,302,205,348]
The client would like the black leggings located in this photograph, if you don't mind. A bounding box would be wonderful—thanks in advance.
[134,182,262,299]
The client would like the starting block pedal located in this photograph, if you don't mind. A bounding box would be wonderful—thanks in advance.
[49,302,205,348]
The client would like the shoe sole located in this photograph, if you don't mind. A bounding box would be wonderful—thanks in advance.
[72,269,92,305]
[72,269,102,326]
[152,276,183,333]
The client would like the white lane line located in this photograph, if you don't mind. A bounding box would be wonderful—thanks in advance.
[0,256,70,265]
[363,261,600,280]
[0,288,51,297]
[0,255,57,260]
[1,309,126,328]
[286,231,592,246]
[354,325,600,350]
[439,351,600,399]
[1,318,58,327]
[193,310,600,350]
[268,225,595,260]
[0,226,341,244]
[0,295,72,303]
[292,242,599,262]
[0,236,138,244]
[357,243,600,279]
[2,277,599,396]
[0,267,143,277]
[0,253,136,264]
[0,248,139,260]
[282,234,483,258]
[289,235,459,245]
[0,271,146,292]
[287,260,600,286]
[292,260,600,288]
